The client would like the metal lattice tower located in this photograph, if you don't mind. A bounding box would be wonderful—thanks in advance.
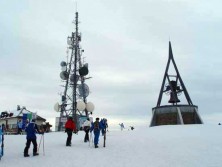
[57,12,91,131]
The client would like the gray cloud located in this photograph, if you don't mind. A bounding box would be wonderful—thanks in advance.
[0,0,222,126]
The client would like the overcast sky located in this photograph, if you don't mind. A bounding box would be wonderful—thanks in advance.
[1,0,222,127]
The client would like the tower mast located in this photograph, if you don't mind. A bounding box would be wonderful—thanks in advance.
[72,12,79,123]
[57,12,94,131]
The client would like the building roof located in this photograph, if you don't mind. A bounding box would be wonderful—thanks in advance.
[0,107,46,121]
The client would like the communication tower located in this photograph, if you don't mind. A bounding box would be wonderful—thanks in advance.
[54,12,95,131]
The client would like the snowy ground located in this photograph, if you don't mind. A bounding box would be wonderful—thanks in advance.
[1,124,222,167]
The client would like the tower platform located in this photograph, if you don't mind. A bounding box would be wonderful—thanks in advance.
[150,105,203,127]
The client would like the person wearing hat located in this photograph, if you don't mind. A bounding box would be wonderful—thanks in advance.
[90,117,104,148]
[82,118,91,142]
[24,119,44,157]
[65,117,77,146]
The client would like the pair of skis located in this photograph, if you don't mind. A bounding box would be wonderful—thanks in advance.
[0,124,4,160]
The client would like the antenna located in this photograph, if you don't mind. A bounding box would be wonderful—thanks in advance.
[56,12,95,131]
[75,1,78,12]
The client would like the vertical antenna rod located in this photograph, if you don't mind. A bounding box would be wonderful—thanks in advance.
[72,12,79,123]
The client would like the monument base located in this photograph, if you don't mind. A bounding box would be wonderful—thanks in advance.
[150,105,203,127]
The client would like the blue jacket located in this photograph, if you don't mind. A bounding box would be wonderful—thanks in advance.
[25,122,40,139]
[17,122,23,129]
[100,119,108,129]
[90,121,104,133]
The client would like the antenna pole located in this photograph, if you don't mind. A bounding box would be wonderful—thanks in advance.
[75,1,78,12]
[72,12,78,124]
[58,11,93,131]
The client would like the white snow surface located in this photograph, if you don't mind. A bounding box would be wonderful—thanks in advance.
[1,124,222,167]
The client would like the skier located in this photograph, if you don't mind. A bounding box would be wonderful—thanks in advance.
[24,119,43,157]
[90,117,104,148]
[65,117,77,146]
[119,123,125,131]
[82,118,91,142]
[100,118,108,135]
[17,120,23,134]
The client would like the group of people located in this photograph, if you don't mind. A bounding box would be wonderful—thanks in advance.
[119,123,135,131]
[23,117,108,157]
[64,117,108,148]
[1,119,45,157]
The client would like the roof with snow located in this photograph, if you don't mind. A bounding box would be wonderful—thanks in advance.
[0,107,46,121]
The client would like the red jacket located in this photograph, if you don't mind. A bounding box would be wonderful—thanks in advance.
[65,119,76,131]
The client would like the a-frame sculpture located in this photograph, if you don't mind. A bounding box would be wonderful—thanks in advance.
[150,42,203,127]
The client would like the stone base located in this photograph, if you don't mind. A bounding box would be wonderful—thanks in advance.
[150,105,203,127]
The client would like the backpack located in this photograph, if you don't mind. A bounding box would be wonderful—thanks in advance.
[94,121,99,130]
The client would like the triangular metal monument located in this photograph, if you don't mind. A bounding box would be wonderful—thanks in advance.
[150,42,203,127]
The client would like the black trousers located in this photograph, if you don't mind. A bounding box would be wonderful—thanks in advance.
[17,128,22,134]
[66,131,72,145]
[84,129,89,142]
[24,139,37,155]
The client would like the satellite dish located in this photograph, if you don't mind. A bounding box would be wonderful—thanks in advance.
[70,74,79,83]
[77,101,86,111]
[79,66,88,76]
[60,61,67,67]
[67,38,72,45]
[60,71,69,80]
[77,83,89,97]
[84,63,88,68]
[86,102,95,112]
[61,95,66,102]
[61,66,67,72]
[54,102,60,112]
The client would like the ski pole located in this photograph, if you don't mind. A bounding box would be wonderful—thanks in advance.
[89,132,91,147]
[38,135,43,152]
[2,124,4,157]
[90,132,94,148]
[43,134,45,156]
[0,124,4,160]
[103,129,106,147]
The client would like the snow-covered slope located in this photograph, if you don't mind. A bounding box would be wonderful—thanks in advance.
[1,125,222,167]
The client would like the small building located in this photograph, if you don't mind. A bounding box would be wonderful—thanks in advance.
[0,105,51,134]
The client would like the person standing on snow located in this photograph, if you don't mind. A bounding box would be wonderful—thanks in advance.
[100,118,108,136]
[90,117,104,148]
[24,119,43,157]
[119,123,125,131]
[17,120,23,134]
[82,118,91,142]
[65,117,77,146]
